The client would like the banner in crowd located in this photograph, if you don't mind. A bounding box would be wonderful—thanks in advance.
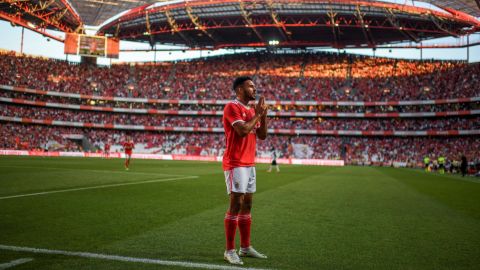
[292,143,313,159]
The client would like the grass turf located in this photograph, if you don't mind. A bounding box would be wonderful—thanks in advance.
[0,156,479,270]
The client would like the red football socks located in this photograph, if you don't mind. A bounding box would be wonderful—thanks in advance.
[238,213,252,248]
[224,212,238,250]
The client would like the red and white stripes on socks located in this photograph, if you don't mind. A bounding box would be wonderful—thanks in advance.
[238,213,252,249]
[224,212,238,250]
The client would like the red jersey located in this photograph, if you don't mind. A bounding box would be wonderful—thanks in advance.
[104,144,110,151]
[123,141,134,153]
[222,100,259,170]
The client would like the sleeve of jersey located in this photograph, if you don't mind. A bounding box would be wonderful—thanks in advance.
[224,103,245,127]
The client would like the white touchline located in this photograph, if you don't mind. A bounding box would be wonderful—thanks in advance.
[0,258,33,269]
[0,165,190,177]
[0,245,272,270]
[0,176,199,200]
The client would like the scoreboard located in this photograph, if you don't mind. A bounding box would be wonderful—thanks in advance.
[79,35,105,57]
[64,33,119,58]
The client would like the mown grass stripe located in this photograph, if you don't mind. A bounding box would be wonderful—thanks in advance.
[0,176,199,200]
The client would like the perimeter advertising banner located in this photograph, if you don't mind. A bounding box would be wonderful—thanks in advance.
[0,150,345,166]
[64,33,79,55]
[106,38,120,58]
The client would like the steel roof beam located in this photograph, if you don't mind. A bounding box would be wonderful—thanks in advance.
[4,0,76,32]
[185,5,219,43]
[32,0,56,12]
[145,11,155,47]
[238,1,266,44]
[266,0,290,41]
[327,8,341,48]
[164,9,193,47]
[385,8,419,43]
[354,5,375,47]
[0,10,63,42]
[429,14,460,37]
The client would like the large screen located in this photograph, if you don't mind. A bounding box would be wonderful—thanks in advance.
[79,35,106,57]
[64,34,119,59]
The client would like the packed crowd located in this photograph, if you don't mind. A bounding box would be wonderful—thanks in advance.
[1,123,478,167]
[1,51,478,101]
[2,90,480,114]
[2,104,479,131]
[1,50,478,168]
[0,123,81,151]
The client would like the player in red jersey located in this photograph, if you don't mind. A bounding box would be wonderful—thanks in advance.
[104,142,110,158]
[122,137,134,170]
[222,76,268,265]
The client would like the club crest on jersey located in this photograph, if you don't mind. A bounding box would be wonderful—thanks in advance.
[242,113,246,118]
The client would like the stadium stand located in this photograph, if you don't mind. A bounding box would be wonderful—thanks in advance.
[0,51,478,169]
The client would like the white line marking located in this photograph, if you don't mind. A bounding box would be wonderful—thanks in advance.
[0,245,271,270]
[0,176,199,200]
[0,258,33,269]
[0,165,189,177]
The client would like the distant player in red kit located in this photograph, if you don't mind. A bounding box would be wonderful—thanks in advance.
[122,137,134,170]
[222,76,268,265]
[104,142,110,158]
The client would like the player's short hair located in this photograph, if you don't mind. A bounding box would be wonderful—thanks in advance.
[233,76,252,91]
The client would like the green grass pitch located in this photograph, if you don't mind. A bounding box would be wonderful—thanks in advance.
[1,156,479,270]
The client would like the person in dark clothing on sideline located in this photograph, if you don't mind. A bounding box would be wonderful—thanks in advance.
[461,155,468,177]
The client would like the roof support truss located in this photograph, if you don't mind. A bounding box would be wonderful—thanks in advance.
[32,0,56,12]
[3,0,78,33]
[164,9,193,46]
[238,1,266,44]
[429,14,460,37]
[0,10,63,42]
[145,11,155,47]
[265,0,290,41]
[355,5,375,47]
[327,8,341,48]
[385,8,419,43]
[185,5,219,43]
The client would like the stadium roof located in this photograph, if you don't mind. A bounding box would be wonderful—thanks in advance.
[95,0,480,49]
[0,0,83,41]
[69,0,480,26]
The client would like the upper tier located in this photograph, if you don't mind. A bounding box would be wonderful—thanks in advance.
[1,51,478,101]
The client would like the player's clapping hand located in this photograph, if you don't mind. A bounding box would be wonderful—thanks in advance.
[255,96,268,117]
